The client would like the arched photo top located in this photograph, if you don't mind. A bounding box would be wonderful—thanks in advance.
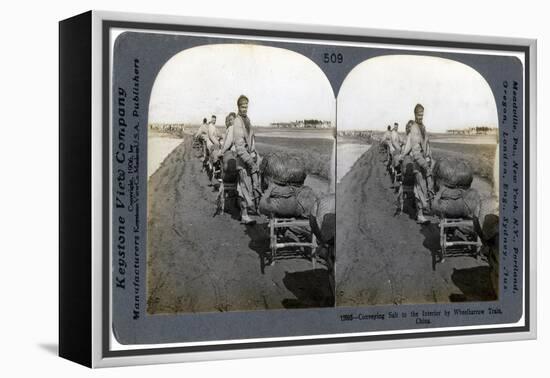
[337,55,498,132]
[148,43,335,125]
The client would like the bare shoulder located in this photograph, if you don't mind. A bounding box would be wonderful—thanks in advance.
[410,123,422,137]
[232,118,244,137]
[233,115,245,127]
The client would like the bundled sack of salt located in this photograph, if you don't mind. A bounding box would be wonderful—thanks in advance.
[433,157,474,189]
[309,194,335,245]
[258,183,318,218]
[259,152,307,186]
[431,187,481,219]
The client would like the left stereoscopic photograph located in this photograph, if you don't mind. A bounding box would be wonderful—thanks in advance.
[145,43,337,313]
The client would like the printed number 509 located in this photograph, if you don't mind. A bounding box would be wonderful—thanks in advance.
[324,53,344,64]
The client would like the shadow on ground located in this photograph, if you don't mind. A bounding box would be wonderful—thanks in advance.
[282,269,334,308]
[420,222,443,270]
[449,266,497,302]
[38,343,58,356]
[244,222,271,273]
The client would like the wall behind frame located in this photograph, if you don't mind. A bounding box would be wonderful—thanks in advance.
[0,0,545,377]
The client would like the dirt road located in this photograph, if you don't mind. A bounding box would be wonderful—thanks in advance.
[147,137,332,314]
[336,144,496,306]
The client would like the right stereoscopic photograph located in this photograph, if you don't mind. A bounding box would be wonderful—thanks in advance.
[336,55,500,306]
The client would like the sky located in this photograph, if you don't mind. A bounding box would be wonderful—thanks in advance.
[337,55,498,132]
[148,44,335,125]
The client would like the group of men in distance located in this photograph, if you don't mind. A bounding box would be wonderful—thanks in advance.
[194,95,261,225]
[382,103,434,224]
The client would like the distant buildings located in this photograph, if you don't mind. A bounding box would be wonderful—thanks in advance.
[446,126,498,135]
[269,119,332,129]
[337,130,373,137]
[149,123,186,136]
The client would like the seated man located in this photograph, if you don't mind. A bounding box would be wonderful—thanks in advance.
[218,112,238,182]
[194,118,209,158]
[205,115,222,182]
[382,125,392,164]
[389,122,402,186]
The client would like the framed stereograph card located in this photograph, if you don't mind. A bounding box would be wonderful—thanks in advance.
[59,10,537,368]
